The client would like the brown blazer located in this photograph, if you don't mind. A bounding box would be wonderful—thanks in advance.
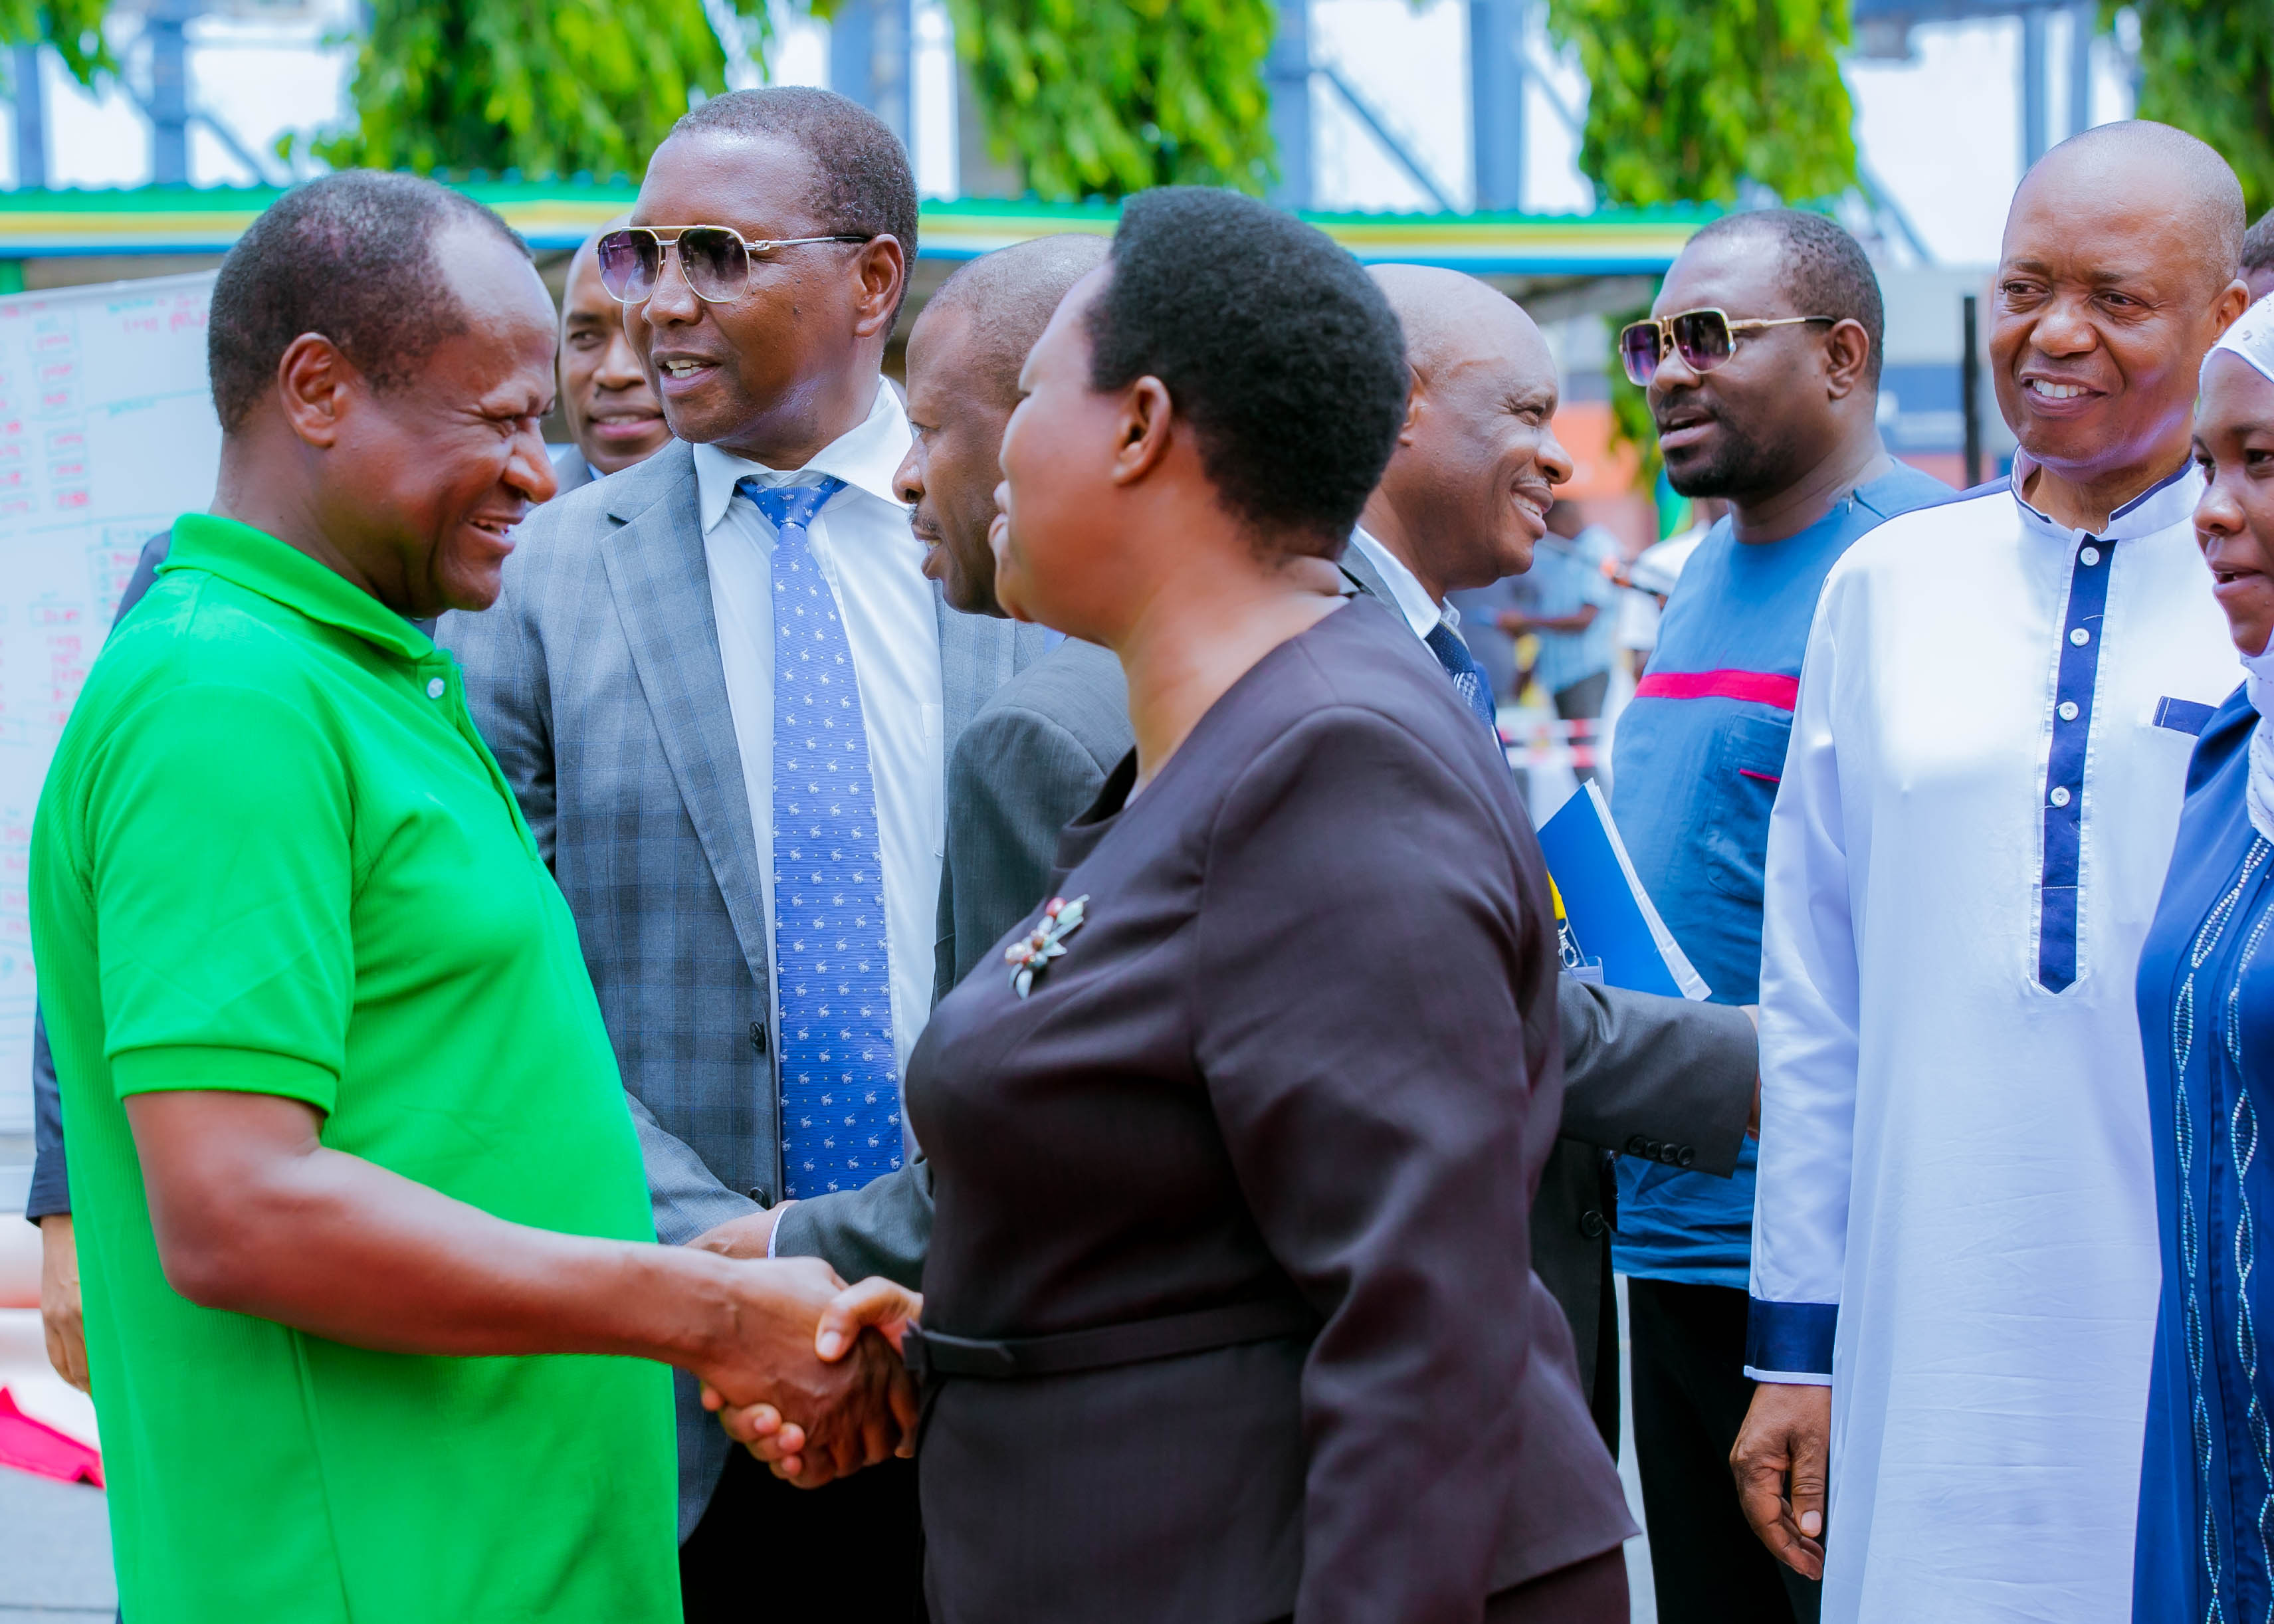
[907,598,1633,1624]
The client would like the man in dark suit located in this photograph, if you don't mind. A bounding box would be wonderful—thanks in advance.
[902,233,1126,990]
[1345,262,1759,1447]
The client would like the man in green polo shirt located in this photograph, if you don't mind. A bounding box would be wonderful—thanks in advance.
[28,172,916,1624]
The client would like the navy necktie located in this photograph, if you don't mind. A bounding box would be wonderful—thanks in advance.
[1425,621,1500,734]
[742,475,902,1198]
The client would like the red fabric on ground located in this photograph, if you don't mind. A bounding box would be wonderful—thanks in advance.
[0,1386,102,1486]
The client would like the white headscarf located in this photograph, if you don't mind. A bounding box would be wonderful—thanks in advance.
[2206,298,2274,842]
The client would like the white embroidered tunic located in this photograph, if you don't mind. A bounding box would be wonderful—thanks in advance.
[1747,460,2237,1621]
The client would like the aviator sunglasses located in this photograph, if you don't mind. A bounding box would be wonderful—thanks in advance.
[595,225,872,305]
[1619,308,1838,387]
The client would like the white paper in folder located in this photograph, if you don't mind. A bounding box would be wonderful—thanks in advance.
[0,270,221,1138]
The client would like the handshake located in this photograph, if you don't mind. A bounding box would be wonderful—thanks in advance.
[684,1218,923,1488]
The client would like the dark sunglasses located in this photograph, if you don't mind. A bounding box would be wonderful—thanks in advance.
[1619,308,1837,387]
[595,225,872,305]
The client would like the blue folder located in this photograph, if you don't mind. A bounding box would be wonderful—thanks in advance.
[1536,782,1710,1001]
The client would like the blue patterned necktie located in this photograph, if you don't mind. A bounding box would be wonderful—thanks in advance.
[744,475,902,1198]
[1425,620,1500,733]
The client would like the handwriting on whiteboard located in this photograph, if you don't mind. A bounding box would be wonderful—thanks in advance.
[0,271,221,1135]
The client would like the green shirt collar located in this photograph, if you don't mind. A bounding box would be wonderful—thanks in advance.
[160,513,438,662]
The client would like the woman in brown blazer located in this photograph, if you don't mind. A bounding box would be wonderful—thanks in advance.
[747,186,1633,1623]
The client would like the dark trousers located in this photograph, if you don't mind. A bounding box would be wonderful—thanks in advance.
[680,1445,924,1623]
[1628,1276,1821,1624]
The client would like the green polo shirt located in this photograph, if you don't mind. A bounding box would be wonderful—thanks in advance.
[29,514,678,1624]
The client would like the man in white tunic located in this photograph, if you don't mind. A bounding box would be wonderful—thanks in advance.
[1733,121,2253,1623]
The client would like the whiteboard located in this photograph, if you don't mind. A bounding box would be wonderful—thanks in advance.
[0,270,222,1136]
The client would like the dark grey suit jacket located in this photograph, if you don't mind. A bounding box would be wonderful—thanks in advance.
[1338,542,1755,1429]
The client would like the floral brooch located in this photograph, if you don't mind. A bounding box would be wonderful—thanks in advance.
[1005,894,1088,998]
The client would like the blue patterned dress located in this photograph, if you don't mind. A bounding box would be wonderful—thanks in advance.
[2138,685,2274,1623]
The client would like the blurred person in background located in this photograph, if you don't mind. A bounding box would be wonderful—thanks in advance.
[2130,295,2274,1624]
[1736,122,2248,1623]
[1613,496,1725,679]
[553,221,673,490]
[2243,209,2273,305]
[1607,207,1947,1624]
[1499,500,1617,775]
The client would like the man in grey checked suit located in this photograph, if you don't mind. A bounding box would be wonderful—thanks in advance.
[442,90,1036,1620]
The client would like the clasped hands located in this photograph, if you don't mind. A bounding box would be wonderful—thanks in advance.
[686,1215,922,1488]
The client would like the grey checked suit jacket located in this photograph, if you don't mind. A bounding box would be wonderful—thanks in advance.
[439,438,1046,1534]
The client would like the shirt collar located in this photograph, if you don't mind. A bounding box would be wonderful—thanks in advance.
[692,381,912,535]
[2007,449,2203,544]
[159,513,436,662]
[1348,526,1447,642]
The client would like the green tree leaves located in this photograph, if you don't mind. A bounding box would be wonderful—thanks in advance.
[2119,0,2274,217]
[946,0,1276,200]
[0,0,115,84]
[313,0,772,178]
[1544,0,1858,208]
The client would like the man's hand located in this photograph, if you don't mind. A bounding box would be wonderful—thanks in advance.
[688,1204,791,1261]
[694,1258,918,1488]
[39,1215,88,1393]
[1732,1381,1829,1579]
[711,1275,922,1488]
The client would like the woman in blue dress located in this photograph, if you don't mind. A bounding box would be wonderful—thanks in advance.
[2136,297,2274,1621]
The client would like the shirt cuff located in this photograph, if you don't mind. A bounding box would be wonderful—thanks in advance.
[764,1201,797,1259]
[1746,1296,1837,1379]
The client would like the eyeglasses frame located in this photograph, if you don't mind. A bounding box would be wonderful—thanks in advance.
[597,225,875,306]
[1619,309,1840,387]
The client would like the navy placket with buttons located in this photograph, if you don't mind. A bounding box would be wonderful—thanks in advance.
[2041,534,2113,992]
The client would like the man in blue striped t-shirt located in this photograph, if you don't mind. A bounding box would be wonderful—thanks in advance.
[1607,210,1946,1624]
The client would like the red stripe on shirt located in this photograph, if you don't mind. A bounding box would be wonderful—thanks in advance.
[1632,668,1800,711]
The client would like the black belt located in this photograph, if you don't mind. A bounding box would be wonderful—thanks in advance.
[904,1298,1317,1381]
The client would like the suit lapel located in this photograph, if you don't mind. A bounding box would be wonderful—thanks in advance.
[597,447,773,990]
[934,585,1051,756]
[1338,544,1390,606]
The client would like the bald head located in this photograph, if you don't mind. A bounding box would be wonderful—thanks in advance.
[1357,264,1570,599]
[924,233,1111,409]
[1370,262,1543,381]
[896,233,1112,616]
[2018,120,2245,290]
[1992,119,2253,526]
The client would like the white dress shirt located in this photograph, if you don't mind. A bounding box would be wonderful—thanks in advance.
[691,383,944,1095]
[1748,459,2237,1621]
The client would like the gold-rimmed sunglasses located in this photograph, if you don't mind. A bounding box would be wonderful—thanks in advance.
[1619,308,1838,387]
[595,225,873,305]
